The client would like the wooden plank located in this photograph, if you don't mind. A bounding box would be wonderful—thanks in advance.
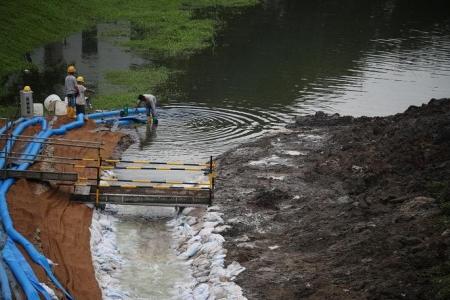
[70,193,210,207]
[0,169,78,181]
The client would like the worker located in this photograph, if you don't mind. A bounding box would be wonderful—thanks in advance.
[65,65,78,118]
[75,76,88,115]
[137,94,157,124]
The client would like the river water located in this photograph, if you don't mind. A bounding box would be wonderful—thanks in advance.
[9,0,450,298]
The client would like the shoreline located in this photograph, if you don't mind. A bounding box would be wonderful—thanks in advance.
[214,98,450,299]
[7,97,450,298]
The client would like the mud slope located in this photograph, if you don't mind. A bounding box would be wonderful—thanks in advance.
[7,118,131,299]
[216,98,450,299]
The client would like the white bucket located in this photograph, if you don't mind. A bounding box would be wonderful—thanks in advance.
[55,101,67,116]
[33,103,44,116]
[44,94,61,112]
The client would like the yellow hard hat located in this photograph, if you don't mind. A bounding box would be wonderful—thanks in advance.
[76,76,84,83]
[23,86,32,92]
[67,65,76,73]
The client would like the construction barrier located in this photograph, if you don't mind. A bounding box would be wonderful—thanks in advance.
[99,165,209,172]
[102,158,211,167]
[76,182,210,190]
[79,177,210,186]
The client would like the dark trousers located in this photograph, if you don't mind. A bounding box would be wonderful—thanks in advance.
[76,104,85,115]
[67,94,76,107]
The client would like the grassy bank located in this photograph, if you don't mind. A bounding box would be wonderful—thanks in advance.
[0,0,257,115]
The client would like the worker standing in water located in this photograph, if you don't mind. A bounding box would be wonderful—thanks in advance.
[137,94,158,124]
[65,65,78,118]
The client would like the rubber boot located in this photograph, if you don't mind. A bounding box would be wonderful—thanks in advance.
[68,107,75,118]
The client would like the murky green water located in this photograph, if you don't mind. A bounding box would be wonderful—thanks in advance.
[11,1,450,161]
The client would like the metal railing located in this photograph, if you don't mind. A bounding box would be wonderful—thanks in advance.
[0,125,215,207]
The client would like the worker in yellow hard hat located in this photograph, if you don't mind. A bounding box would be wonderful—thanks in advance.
[75,76,95,115]
[65,65,78,118]
[75,76,87,115]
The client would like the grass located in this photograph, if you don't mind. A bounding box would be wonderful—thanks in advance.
[96,67,171,109]
[0,0,257,112]
[0,105,19,119]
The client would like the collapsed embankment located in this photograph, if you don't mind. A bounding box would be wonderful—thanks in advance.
[215,98,450,299]
[7,118,131,299]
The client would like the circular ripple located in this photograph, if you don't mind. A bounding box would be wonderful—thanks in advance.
[124,104,289,162]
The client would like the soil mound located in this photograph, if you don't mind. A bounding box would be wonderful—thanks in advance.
[216,98,450,299]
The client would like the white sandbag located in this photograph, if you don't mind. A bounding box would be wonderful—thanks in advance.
[182,242,202,258]
[192,283,210,300]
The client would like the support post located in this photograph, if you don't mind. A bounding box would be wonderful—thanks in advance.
[209,156,213,206]
[95,146,102,208]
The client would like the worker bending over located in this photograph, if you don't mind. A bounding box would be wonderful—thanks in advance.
[137,94,157,123]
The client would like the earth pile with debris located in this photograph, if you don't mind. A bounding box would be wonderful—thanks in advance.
[216,98,450,299]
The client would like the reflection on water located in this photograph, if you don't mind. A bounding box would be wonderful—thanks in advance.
[4,1,450,297]
[171,0,450,117]
[4,21,147,104]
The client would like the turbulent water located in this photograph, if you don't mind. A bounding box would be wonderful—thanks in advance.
[114,207,190,299]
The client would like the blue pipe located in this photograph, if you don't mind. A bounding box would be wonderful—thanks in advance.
[3,239,51,299]
[0,115,87,299]
[87,107,146,120]
[0,110,130,298]
[0,117,47,169]
[94,115,147,126]
[0,118,24,137]
[0,230,12,300]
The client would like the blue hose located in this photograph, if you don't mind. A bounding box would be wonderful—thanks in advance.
[3,239,52,299]
[0,115,88,299]
[87,107,146,120]
[0,229,12,300]
[0,117,47,169]
[0,111,128,298]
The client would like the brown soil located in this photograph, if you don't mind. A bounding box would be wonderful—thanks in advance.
[216,98,450,299]
[7,117,131,299]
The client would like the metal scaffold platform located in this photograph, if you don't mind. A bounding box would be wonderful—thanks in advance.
[0,132,215,207]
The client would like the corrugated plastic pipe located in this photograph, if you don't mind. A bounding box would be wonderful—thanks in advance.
[0,115,88,299]
[0,110,130,298]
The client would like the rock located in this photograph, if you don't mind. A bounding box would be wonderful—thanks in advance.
[399,196,440,218]
[336,195,351,204]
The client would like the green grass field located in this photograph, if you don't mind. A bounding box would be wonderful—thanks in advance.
[0,0,257,116]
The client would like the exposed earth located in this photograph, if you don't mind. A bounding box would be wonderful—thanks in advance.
[5,98,450,299]
[216,98,450,299]
[7,118,132,299]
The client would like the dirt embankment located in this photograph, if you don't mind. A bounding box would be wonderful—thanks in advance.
[7,118,132,299]
[216,98,450,299]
